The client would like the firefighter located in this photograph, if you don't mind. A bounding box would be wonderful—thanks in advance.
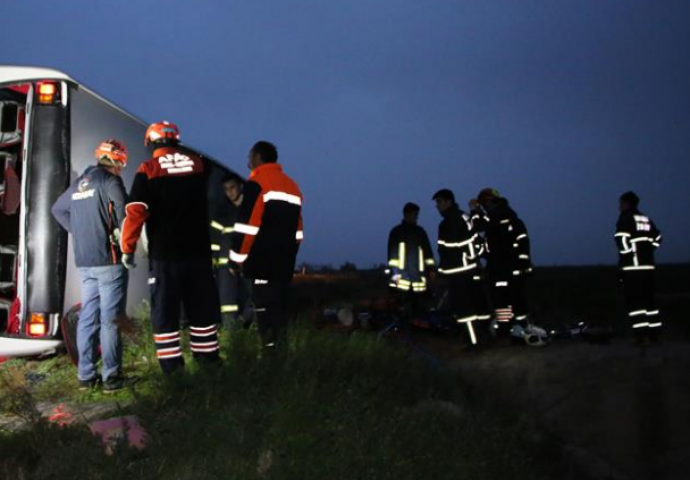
[615,191,663,345]
[230,141,303,352]
[120,121,221,374]
[211,173,253,329]
[470,188,546,345]
[51,139,130,392]
[433,189,487,346]
[387,202,435,314]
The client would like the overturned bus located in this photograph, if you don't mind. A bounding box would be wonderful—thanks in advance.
[0,66,232,360]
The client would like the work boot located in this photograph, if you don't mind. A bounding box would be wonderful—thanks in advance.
[103,374,141,394]
[78,377,99,391]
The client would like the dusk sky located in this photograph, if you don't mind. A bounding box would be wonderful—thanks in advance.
[4,0,689,267]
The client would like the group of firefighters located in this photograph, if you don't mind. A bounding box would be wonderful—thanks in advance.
[49,119,663,392]
[387,188,663,347]
[52,122,303,392]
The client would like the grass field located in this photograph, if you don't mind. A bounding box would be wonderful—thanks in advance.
[1,264,687,479]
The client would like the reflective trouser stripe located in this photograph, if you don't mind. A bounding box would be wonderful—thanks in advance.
[221,305,239,313]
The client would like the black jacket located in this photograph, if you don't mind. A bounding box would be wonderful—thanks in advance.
[121,146,212,261]
[472,199,531,276]
[210,203,239,267]
[230,164,303,282]
[387,221,435,291]
[52,166,127,268]
[615,210,661,271]
[437,205,480,276]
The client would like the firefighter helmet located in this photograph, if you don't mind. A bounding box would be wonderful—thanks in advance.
[95,139,128,167]
[478,188,501,202]
[145,121,180,146]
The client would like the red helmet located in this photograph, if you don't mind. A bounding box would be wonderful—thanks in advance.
[95,139,128,167]
[145,121,180,146]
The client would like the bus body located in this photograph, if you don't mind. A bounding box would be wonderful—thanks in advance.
[0,66,231,358]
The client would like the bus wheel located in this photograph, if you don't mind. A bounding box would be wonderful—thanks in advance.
[61,305,81,366]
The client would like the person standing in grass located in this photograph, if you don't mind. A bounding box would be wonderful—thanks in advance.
[120,121,221,374]
[51,140,130,393]
[386,202,436,316]
[211,172,254,330]
[230,141,303,352]
[615,191,663,345]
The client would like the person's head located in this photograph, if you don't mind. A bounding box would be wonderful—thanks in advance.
[222,172,244,204]
[477,187,501,210]
[248,141,278,171]
[402,202,420,224]
[619,191,640,213]
[144,121,180,150]
[94,139,127,176]
[432,189,456,215]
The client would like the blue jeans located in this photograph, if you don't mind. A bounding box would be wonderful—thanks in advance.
[77,265,128,382]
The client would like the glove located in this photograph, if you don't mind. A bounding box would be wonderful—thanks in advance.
[122,253,136,270]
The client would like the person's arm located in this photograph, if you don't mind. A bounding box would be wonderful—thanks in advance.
[421,229,435,270]
[230,180,263,266]
[107,175,128,229]
[51,186,74,233]
[651,220,662,249]
[614,215,634,256]
[120,167,150,255]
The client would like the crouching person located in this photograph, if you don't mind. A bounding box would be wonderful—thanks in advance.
[51,140,130,392]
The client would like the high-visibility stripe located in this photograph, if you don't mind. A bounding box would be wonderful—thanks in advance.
[221,305,239,313]
[419,247,424,272]
[425,258,435,266]
[263,191,302,205]
[466,321,477,345]
[210,221,225,231]
[155,337,180,345]
[629,310,647,317]
[190,341,219,348]
[648,322,663,328]
[223,227,235,234]
[516,234,528,241]
[438,263,476,274]
[217,258,229,265]
[456,315,478,323]
[647,310,660,316]
[388,259,400,267]
[157,351,183,359]
[622,265,655,271]
[614,232,631,237]
[495,281,508,287]
[519,254,530,260]
[191,346,220,353]
[632,322,650,329]
[399,243,406,270]
[154,331,181,340]
[476,314,491,321]
[230,250,248,263]
[211,244,221,252]
[156,346,182,355]
[190,325,218,333]
[296,230,304,241]
[235,223,259,235]
[438,239,473,248]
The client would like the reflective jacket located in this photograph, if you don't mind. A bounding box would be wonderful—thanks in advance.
[210,205,238,268]
[471,199,532,277]
[230,163,303,282]
[387,221,435,292]
[437,205,480,276]
[51,166,127,267]
[615,210,661,271]
[121,146,212,261]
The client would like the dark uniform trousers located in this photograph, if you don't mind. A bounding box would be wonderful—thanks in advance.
[253,280,290,349]
[150,258,221,374]
[622,270,661,337]
[489,272,529,329]
[446,273,490,345]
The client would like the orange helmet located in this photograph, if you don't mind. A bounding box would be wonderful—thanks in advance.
[95,139,128,167]
[145,121,180,146]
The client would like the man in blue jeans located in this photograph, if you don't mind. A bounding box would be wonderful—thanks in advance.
[52,139,131,393]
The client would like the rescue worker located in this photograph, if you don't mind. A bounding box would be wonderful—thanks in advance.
[211,173,253,329]
[433,189,487,346]
[230,141,303,351]
[120,121,221,374]
[51,139,130,392]
[387,202,435,314]
[615,191,663,344]
[470,188,545,344]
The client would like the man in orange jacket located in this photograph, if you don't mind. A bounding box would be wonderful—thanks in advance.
[230,141,303,351]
